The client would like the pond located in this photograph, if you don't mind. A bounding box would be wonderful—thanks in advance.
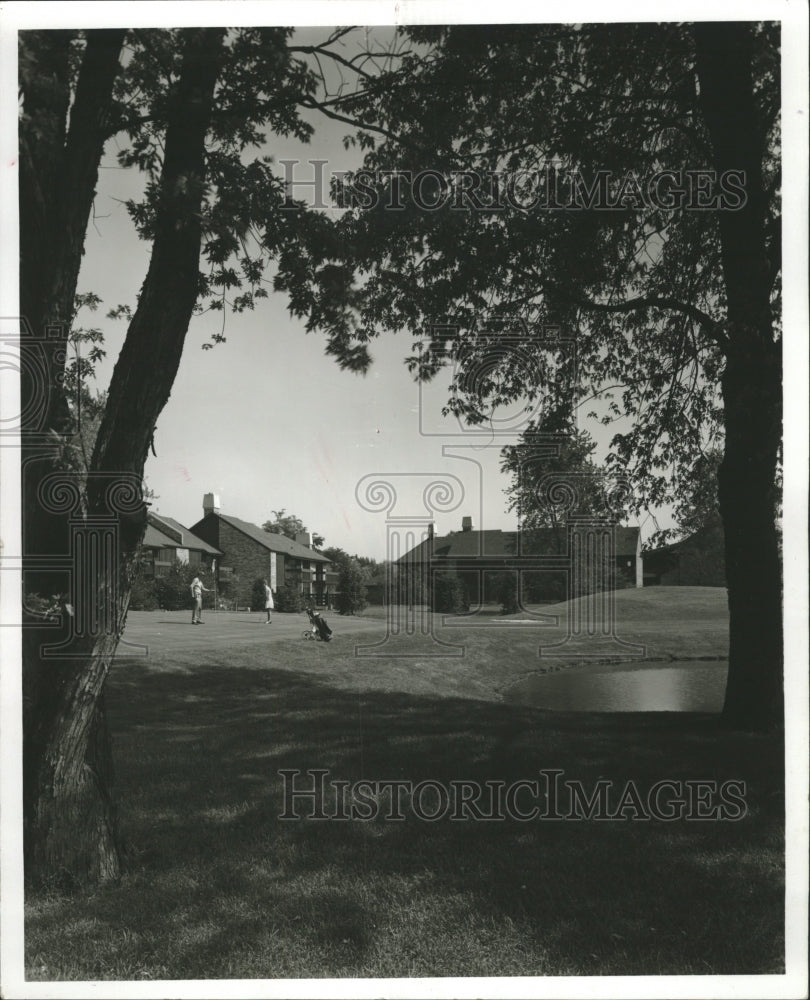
[505,661,728,713]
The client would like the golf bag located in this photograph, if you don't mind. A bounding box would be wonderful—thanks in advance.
[304,607,333,642]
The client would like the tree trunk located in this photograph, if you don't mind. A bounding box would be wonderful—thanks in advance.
[20,29,127,598]
[23,28,226,886]
[20,28,127,885]
[695,23,783,730]
[24,626,123,886]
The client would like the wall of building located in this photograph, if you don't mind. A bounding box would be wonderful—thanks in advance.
[192,514,334,603]
[192,516,271,602]
[644,524,725,587]
[220,520,276,601]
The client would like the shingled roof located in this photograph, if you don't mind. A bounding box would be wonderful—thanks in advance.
[147,512,222,555]
[144,513,222,555]
[215,513,332,563]
[398,526,640,562]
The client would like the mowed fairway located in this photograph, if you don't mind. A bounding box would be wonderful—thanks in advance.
[25,589,784,980]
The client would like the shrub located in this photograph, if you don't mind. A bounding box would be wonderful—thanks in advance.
[215,570,240,609]
[129,574,159,610]
[522,571,566,603]
[335,559,368,615]
[497,574,519,614]
[251,577,269,612]
[432,574,469,614]
[274,584,305,613]
[154,561,214,611]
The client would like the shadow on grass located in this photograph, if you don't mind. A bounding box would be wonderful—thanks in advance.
[25,661,784,980]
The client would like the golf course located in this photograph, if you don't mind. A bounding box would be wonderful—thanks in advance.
[24,587,784,980]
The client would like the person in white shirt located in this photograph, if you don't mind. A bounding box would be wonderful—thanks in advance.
[263,579,274,624]
[190,575,210,624]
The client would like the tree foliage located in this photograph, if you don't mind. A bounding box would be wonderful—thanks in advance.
[322,545,351,567]
[431,573,469,614]
[654,448,724,547]
[335,559,368,615]
[277,22,777,505]
[262,508,324,548]
[502,423,626,531]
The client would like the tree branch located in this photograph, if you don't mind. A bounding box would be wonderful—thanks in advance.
[299,96,409,148]
[575,293,725,344]
[288,41,375,81]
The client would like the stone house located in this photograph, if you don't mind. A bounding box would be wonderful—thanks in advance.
[189,494,333,604]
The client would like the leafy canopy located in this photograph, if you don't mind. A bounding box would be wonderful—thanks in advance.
[262,508,324,548]
[274,23,780,514]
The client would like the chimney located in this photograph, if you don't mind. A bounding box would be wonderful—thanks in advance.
[428,522,434,539]
[203,493,221,516]
[295,531,311,549]
[462,516,473,532]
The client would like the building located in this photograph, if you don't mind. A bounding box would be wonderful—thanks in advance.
[189,494,333,604]
[396,515,643,604]
[643,520,725,587]
[140,511,222,578]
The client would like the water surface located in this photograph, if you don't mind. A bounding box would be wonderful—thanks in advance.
[506,661,728,713]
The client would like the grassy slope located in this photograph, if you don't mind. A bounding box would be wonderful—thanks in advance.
[25,588,784,981]
[258,587,731,703]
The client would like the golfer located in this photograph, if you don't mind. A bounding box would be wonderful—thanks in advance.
[190,575,210,624]
[263,578,274,623]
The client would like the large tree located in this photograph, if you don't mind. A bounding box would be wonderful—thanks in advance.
[276,22,782,731]
[501,422,625,532]
[18,25,397,885]
[262,508,325,548]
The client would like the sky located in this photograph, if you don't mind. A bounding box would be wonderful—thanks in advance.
[72,28,670,562]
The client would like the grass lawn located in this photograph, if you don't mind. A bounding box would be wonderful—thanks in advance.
[24,588,784,980]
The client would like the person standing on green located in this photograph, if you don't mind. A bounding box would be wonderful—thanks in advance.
[191,575,210,624]
[263,579,274,624]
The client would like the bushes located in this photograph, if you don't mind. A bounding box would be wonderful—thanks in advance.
[497,574,519,615]
[251,576,306,613]
[251,578,268,612]
[129,574,159,611]
[274,584,305,613]
[215,570,240,609]
[335,560,368,615]
[432,574,469,614]
[154,561,214,611]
